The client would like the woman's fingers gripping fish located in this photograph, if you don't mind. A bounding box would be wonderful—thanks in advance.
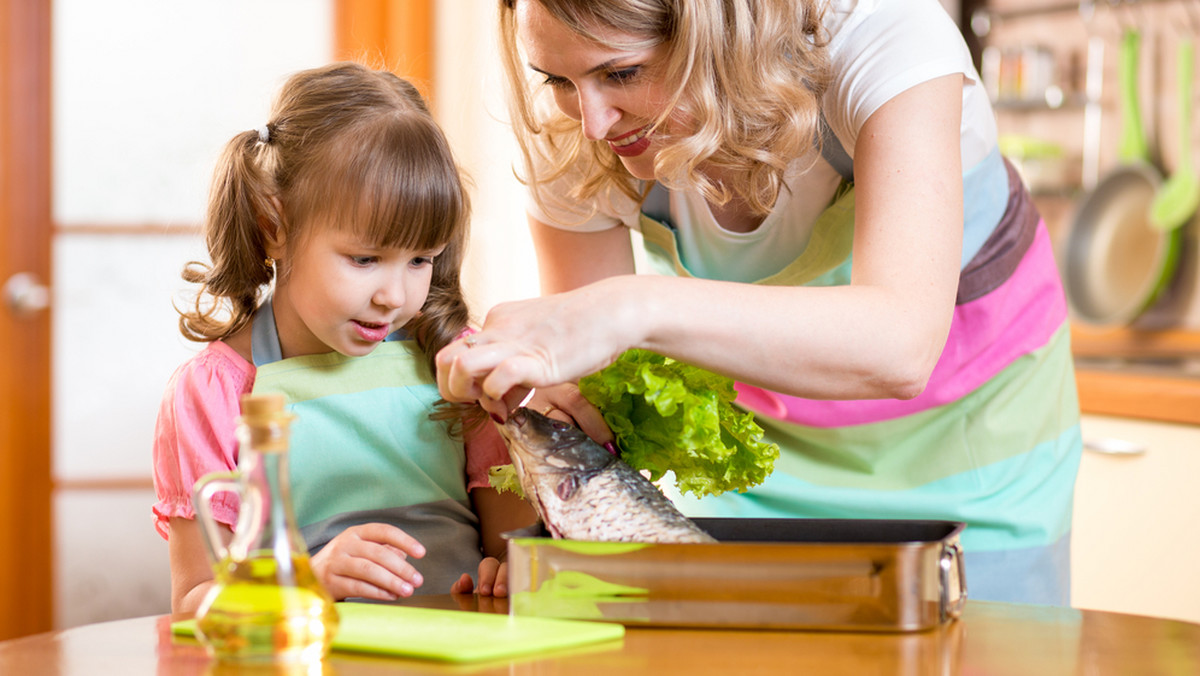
[498,408,715,544]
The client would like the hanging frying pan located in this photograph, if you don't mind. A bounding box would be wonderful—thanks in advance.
[1063,28,1183,326]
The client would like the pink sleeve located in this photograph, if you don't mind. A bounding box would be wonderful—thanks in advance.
[151,342,255,539]
[463,421,512,491]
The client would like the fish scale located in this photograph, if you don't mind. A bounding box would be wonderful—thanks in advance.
[499,408,715,544]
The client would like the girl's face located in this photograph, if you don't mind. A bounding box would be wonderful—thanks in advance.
[270,224,443,359]
[516,0,673,180]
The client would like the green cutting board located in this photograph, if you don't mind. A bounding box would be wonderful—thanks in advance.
[172,601,624,663]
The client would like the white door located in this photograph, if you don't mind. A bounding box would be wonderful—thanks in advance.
[50,0,332,629]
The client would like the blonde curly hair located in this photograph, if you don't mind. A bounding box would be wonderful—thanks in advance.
[499,0,832,218]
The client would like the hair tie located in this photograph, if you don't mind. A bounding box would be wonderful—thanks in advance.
[256,124,271,144]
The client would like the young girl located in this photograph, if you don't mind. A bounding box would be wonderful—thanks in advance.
[152,62,534,614]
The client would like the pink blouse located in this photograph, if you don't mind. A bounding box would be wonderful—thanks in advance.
[151,340,510,538]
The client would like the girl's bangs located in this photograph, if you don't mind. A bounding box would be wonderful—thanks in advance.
[298,117,466,252]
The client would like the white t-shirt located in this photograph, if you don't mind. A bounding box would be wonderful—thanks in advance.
[526,0,996,283]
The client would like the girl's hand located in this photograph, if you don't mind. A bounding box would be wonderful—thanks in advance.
[310,523,426,601]
[449,557,507,597]
[435,277,642,419]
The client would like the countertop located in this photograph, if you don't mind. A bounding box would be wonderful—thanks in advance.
[2,595,1197,675]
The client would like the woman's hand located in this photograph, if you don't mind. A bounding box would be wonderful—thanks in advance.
[436,277,642,417]
[309,523,427,601]
[437,329,617,445]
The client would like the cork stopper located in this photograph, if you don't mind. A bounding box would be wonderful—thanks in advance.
[240,393,287,422]
[238,394,293,452]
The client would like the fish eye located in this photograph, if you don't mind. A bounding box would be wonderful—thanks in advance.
[555,475,580,500]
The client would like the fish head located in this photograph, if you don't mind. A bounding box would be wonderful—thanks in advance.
[499,407,614,474]
[499,408,615,533]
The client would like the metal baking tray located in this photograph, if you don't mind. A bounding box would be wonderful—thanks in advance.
[504,517,967,632]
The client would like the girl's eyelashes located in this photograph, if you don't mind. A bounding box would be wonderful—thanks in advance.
[345,245,441,268]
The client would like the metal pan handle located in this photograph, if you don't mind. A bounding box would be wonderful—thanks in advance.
[939,542,968,622]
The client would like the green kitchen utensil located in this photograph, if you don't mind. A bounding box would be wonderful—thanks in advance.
[173,601,624,663]
[1150,38,1199,231]
[1062,27,1180,326]
[1118,29,1151,164]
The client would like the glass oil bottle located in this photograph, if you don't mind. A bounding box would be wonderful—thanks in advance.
[192,394,339,664]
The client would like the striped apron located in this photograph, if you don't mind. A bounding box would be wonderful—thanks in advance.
[248,301,482,594]
[643,150,1081,605]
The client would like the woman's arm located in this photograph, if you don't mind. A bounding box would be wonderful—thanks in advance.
[441,74,963,404]
[530,216,638,293]
[636,72,965,399]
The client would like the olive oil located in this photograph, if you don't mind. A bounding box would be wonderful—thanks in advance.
[195,554,337,663]
[193,395,338,664]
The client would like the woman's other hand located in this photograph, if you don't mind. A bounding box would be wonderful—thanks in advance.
[519,383,613,448]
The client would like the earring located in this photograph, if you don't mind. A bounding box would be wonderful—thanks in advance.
[264,257,275,269]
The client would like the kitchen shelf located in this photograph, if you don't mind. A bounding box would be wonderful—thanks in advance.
[1075,366,1200,425]
[993,93,1093,112]
[974,0,1191,34]
[1071,324,1200,425]
[1071,324,1200,359]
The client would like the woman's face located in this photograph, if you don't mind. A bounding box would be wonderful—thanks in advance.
[515,0,673,180]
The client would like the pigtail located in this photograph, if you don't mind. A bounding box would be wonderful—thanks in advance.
[178,129,279,342]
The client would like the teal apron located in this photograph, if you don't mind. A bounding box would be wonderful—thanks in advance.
[248,300,482,595]
[638,150,1081,606]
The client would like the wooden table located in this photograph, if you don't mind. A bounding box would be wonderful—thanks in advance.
[2,595,1198,675]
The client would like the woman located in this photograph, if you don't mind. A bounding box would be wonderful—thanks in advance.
[438,0,1081,605]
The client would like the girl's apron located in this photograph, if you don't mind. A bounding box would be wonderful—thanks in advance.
[639,149,1081,606]
[248,302,482,594]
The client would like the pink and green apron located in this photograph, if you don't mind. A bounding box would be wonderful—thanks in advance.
[643,150,1081,605]
[248,303,482,594]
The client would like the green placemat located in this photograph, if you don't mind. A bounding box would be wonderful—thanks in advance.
[172,601,624,663]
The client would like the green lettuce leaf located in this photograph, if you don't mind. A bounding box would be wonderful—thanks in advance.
[578,350,778,498]
[488,464,524,497]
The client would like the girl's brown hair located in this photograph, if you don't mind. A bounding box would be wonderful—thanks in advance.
[180,62,474,424]
[499,0,832,217]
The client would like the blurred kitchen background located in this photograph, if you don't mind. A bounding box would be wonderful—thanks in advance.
[1,0,1197,641]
